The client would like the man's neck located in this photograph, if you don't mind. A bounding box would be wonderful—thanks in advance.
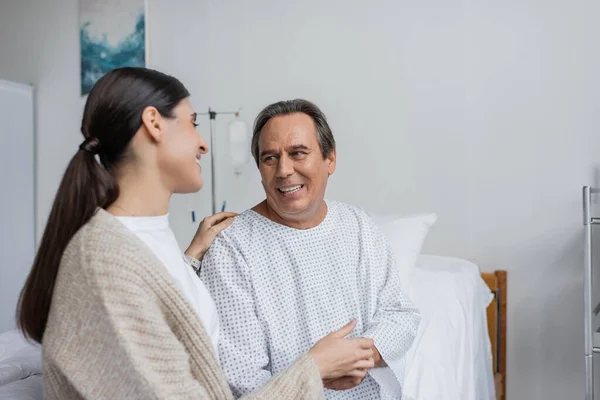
[252,200,328,230]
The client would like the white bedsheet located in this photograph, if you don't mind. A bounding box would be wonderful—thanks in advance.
[403,255,496,400]
[0,375,43,400]
[0,329,43,399]
[0,330,41,387]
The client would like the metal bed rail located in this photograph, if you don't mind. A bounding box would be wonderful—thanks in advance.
[583,186,600,400]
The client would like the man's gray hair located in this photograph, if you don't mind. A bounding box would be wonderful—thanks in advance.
[251,99,336,166]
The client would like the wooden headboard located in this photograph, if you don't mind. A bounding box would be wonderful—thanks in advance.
[481,270,507,400]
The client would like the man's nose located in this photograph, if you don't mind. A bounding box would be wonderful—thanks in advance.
[276,155,294,178]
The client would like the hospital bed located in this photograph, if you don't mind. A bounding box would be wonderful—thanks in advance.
[0,216,506,400]
[402,255,505,400]
[371,212,505,400]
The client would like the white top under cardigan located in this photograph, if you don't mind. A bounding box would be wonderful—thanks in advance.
[116,214,220,357]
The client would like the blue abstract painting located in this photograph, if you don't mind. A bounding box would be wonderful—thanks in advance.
[80,0,147,95]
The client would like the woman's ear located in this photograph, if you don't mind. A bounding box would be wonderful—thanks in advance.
[141,106,164,143]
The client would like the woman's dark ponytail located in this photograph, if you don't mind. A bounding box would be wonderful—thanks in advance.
[17,145,118,342]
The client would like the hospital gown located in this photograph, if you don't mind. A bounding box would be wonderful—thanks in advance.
[200,200,420,399]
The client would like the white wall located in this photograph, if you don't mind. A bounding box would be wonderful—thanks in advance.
[0,80,35,332]
[1,0,598,398]
[0,0,86,239]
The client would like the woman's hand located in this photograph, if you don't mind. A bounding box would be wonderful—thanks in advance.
[308,320,375,383]
[185,212,237,261]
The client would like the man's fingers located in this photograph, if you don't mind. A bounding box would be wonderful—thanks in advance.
[324,377,351,391]
[325,376,364,391]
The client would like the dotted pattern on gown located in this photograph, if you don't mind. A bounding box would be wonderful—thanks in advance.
[200,200,420,399]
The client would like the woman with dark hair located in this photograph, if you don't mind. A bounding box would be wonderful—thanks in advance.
[17,67,374,399]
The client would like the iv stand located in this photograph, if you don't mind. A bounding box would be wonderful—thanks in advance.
[197,107,241,215]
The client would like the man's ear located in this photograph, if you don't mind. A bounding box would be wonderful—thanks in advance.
[327,149,337,176]
[140,106,164,143]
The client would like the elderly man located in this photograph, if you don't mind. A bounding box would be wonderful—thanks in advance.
[200,99,420,399]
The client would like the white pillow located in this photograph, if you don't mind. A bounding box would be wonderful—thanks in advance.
[372,213,437,292]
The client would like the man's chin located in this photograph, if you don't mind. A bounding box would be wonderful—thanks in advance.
[268,198,309,215]
[276,204,307,216]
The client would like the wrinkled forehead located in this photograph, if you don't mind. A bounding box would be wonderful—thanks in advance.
[259,113,319,149]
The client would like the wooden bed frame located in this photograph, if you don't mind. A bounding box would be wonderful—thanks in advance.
[481,271,507,400]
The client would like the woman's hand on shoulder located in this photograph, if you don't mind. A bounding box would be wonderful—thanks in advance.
[185,212,237,261]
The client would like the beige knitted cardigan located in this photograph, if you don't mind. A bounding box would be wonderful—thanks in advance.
[42,209,324,399]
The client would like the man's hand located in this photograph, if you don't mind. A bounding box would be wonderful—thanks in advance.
[372,345,387,368]
[323,374,366,391]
